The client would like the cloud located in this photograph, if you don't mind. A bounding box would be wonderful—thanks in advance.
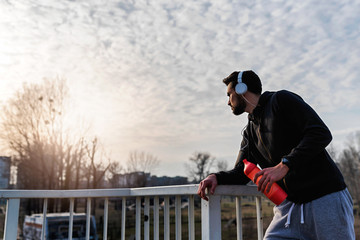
[0,0,359,176]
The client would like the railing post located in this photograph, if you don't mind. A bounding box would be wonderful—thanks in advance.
[175,195,182,240]
[153,196,159,240]
[41,198,48,240]
[256,196,263,240]
[188,195,195,240]
[86,198,91,240]
[3,198,20,240]
[69,198,74,240]
[122,197,126,240]
[164,196,170,240]
[236,197,243,240]
[144,197,150,240]
[103,198,109,240]
[201,195,221,240]
[136,197,141,240]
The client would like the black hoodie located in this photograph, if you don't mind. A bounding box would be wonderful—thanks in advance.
[215,90,346,203]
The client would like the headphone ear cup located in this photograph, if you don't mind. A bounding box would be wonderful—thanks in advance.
[235,82,248,94]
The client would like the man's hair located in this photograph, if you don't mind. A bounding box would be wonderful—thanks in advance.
[223,70,262,95]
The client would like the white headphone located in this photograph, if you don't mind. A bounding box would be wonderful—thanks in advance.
[235,71,248,94]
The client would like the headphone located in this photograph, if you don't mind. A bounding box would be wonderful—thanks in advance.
[235,71,248,95]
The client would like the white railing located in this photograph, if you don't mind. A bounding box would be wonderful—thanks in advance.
[0,184,264,240]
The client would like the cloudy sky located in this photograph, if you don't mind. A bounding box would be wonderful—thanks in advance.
[0,0,359,177]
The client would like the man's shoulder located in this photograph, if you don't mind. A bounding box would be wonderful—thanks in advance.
[260,90,306,113]
[261,90,296,100]
[272,90,304,102]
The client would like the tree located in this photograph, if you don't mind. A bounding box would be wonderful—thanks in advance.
[125,151,160,187]
[0,78,112,213]
[127,151,160,173]
[216,159,229,172]
[0,78,73,212]
[84,137,112,189]
[185,152,215,183]
[0,78,68,190]
[107,161,124,188]
[82,137,113,214]
[337,132,360,215]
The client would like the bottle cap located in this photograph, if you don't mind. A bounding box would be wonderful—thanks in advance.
[243,159,256,175]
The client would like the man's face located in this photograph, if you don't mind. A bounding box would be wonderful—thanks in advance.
[227,84,246,115]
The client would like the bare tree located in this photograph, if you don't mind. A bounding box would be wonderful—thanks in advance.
[107,161,124,188]
[0,78,72,212]
[126,151,160,173]
[338,132,360,215]
[0,78,107,213]
[84,137,112,189]
[216,159,229,172]
[185,152,215,183]
[124,151,160,187]
[0,79,66,189]
[83,137,113,214]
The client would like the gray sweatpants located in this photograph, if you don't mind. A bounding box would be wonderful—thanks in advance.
[264,188,355,240]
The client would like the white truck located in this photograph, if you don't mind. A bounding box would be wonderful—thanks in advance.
[23,212,98,240]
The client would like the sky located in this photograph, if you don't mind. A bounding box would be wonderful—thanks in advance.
[0,0,359,178]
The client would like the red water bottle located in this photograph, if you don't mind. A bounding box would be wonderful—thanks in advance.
[243,159,287,205]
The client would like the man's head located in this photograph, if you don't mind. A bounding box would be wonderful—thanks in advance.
[223,70,262,115]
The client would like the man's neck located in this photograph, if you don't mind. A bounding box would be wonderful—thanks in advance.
[244,92,260,114]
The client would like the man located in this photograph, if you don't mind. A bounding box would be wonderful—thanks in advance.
[197,70,355,239]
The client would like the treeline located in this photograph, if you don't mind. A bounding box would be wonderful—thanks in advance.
[329,134,360,214]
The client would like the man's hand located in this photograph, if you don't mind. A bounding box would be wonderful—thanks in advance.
[254,163,289,193]
[197,174,218,201]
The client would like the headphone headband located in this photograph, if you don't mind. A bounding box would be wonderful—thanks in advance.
[237,71,243,83]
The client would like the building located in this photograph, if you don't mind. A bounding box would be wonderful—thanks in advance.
[111,171,151,188]
[147,175,188,187]
[110,172,189,188]
[0,156,11,189]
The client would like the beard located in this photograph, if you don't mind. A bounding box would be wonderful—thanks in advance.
[232,98,246,115]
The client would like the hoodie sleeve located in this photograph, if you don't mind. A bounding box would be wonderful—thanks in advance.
[275,90,332,169]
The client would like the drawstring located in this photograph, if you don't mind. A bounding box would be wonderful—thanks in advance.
[285,203,295,228]
[300,204,304,224]
[285,203,305,228]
